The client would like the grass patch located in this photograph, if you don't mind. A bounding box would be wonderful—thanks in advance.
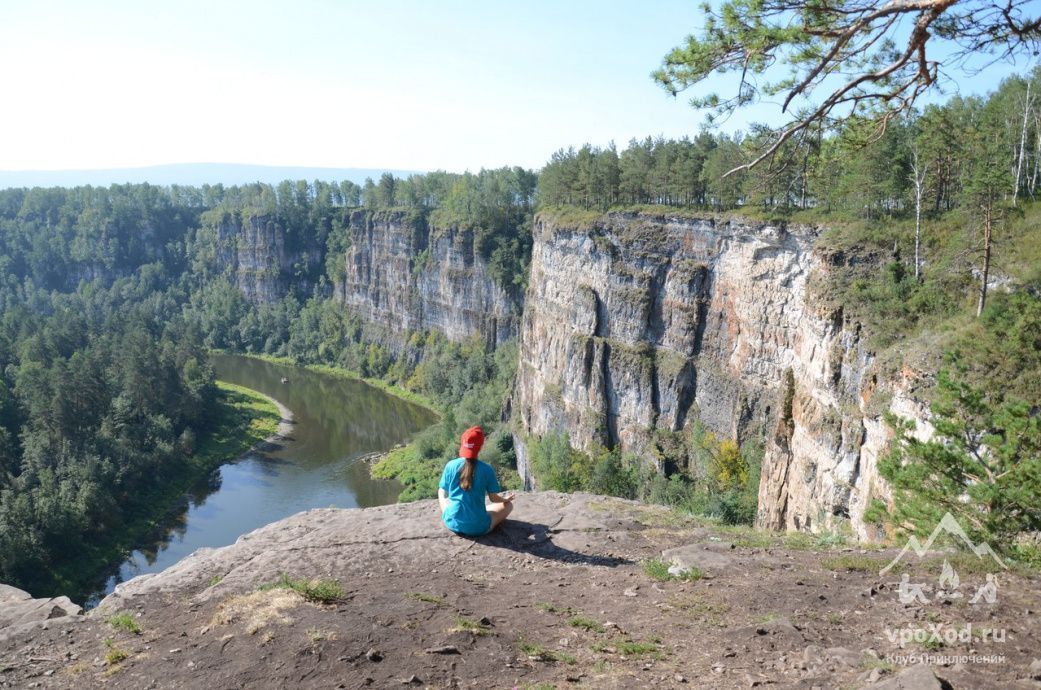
[567,616,604,633]
[453,617,492,636]
[259,574,343,603]
[665,593,729,626]
[108,613,141,635]
[722,527,776,549]
[406,592,444,605]
[861,657,897,672]
[920,553,1007,577]
[593,636,666,658]
[103,638,130,666]
[617,637,666,659]
[208,574,223,587]
[517,640,575,664]
[821,554,894,573]
[306,627,336,645]
[212,589,302,635]
[641,558,703,582]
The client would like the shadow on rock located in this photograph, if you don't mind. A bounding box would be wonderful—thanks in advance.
[463,519,633,568]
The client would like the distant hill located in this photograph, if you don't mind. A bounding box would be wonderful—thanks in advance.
[0,163,425,189]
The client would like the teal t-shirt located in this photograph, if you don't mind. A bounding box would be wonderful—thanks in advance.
[439,457,501,536]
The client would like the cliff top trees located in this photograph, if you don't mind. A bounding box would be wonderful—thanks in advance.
[655,0,1041,173]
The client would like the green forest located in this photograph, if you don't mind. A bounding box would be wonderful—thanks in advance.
[1,69,1040,594]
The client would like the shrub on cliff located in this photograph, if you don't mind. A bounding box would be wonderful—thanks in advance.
[880,366,1041,552]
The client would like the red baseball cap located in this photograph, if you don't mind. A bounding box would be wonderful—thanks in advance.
[459,426,484,459]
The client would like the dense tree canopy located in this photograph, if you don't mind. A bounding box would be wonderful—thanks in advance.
[539,71,1041,219]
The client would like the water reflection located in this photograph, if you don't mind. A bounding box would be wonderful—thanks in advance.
[79,354,437,606]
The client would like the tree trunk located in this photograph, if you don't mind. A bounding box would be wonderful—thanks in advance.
[1032,112,1041,197]
[910,149,927,282]
[976,203,993,318]
[1014,81,1032,206]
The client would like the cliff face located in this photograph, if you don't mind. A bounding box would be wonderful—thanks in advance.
[513,210,927,538]
[212,214,324,304]
[339,210,521,350]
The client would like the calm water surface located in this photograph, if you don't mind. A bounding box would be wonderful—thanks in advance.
[83,354,436,606]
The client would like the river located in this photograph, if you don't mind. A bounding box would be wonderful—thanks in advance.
[82,353,437,606]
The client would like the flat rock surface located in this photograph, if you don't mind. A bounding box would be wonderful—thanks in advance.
[1,492,1039,689]
[0,585,82,643]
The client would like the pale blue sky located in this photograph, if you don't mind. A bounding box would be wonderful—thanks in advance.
[0,1,1032,173]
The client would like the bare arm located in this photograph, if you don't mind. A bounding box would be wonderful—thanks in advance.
[438,488,449,512]
[488,491,515,504]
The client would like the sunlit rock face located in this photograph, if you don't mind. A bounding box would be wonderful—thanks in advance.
[512,210,928,539]
[339,209,520,351]
[213,214,324,304]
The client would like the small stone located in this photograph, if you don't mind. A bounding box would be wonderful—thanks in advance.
[558,638,569,647]
[867,668,882,683]
[424,645,460,655]
[401,675,421,685]
[623,587,639,597]
[1029,658,1041,679]
[43,671,53,677]
[366,648,383,662]
[674,674,687,683]
[169,648,182,654]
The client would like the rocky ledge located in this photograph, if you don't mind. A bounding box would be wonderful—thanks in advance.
[2,493,1039,688]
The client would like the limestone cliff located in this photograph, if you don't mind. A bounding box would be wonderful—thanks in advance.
[512,210,928,538]
[208,213,325,304]
[338,210,521,350]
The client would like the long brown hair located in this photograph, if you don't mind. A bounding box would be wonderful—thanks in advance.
[460,457,476,491]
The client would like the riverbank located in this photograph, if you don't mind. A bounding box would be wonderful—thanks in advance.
[219,351,441,417]
[47,381,283,603]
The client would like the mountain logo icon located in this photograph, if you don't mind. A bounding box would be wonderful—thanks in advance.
[879,513,1007,576]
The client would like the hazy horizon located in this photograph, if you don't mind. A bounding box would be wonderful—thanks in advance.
[0,162,427,189]
[2,0,1027,175]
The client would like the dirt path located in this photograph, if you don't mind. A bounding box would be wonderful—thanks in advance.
[2,493,1038,689]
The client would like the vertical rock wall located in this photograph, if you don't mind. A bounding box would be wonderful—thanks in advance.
[339,210,521,350]
[212,213,324,304]
[512,210,928,538]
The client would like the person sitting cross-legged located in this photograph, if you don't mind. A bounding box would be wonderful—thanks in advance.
[437,426,513,536]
